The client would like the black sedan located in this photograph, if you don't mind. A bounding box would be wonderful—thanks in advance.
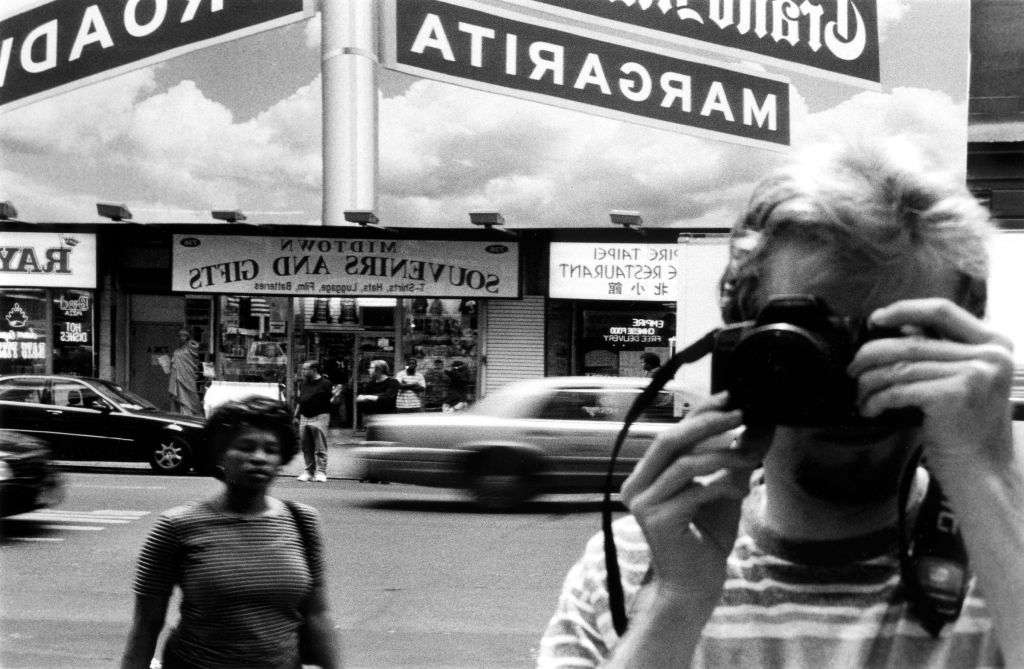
[0,375,208,475]
[0,429,63,517]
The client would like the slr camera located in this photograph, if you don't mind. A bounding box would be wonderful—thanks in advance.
[710,294,921,427]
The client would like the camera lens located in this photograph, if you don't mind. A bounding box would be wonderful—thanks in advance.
[730,324,841,424]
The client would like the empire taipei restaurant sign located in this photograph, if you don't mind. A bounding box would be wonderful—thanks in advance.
[0,0,313,111]
[383,0,790,149]
[172,235,521,299]
[549,242,679,302]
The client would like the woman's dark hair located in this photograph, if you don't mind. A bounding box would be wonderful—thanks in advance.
[205,396,298,479]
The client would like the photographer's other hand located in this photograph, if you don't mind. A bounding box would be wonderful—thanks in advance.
[850,297,1014,473]
[607,393,770,668]
[850,297,1024,665]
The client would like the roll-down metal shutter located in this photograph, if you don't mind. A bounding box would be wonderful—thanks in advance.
[483,296,546,396]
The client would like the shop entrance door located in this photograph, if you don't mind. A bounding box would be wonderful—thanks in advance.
[130,322,182,411]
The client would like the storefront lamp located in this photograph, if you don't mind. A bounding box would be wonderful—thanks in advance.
[469,211,515,237]
[96,202,133,222]
[0,201,19,221]
[344,210,393,234]
[212,210,247,223]
[610,210,643,230]
[469,211,504,228]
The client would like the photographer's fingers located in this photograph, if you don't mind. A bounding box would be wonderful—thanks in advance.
[624,399,742,493]
[868,298,1013,348]
[622,449,760,511]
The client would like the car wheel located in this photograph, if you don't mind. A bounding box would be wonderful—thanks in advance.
[149,436,193,474]
[468,448,538,511]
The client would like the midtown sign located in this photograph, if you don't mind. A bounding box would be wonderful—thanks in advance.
[0,0,314,111]
[383,0,790,149]
[172,235,521,298]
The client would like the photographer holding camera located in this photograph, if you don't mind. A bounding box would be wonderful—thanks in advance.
[537,140,1023,668]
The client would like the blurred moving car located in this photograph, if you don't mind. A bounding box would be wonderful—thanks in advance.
[0,375,208,475]
[0,429,63,517]
[350,376,704,509]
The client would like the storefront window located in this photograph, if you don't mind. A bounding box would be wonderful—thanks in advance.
[402,298,478,410]
[53,289,95,376]
[0,289,48,375]
[217,295,290,384]
[581,308,673,377]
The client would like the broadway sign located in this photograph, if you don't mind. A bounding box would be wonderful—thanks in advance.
[172,235,521,299]
[0,0,313,111]
[504,0,880,87]
[383,0,790,150]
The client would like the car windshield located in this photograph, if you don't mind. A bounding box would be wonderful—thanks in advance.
[94,379,158,411]
[470,385,538,419]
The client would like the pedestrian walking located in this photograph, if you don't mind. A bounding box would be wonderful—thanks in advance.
[294,360,335,483]
[120,396,342,669]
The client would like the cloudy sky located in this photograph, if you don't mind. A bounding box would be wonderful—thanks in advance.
[0,0,970,229]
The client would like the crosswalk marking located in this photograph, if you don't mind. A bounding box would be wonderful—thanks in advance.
[4,508,150,542]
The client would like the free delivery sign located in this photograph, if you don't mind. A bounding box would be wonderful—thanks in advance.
[0,0,313,111]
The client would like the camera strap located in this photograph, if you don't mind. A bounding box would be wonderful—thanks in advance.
[897,448,970,637]
[602,330,717,636]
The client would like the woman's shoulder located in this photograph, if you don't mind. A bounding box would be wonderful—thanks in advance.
[159,499,212,521]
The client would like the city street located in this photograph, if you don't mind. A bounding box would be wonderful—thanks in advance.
[1,454,616,669]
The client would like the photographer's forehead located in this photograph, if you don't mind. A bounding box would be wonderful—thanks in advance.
[758,242,962,318]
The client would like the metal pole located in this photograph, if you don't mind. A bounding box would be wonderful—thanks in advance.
[321,0,379,225]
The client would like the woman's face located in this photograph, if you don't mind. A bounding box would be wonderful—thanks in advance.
[219,425,284,490]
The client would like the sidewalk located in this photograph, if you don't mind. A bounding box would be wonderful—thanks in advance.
[281,427,367,480]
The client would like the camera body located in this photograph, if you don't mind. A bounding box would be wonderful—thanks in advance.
[711,294,919,427]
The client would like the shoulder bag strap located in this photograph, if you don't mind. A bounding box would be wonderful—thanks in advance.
[284,500,312,569]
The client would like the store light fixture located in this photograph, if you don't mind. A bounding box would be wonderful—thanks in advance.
[0,200,21,221]
[469,210,516,237]
[212,210,248,223]
[610,210,643,231]
[344,210,393,234]
[96,202,133,222]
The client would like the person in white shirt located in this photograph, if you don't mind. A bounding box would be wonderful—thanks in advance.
[395,359,426,413]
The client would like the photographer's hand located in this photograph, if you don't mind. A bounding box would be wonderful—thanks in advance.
[850,297,1024,664]
[605,393,770,668]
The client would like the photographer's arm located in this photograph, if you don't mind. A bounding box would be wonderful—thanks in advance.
[851,298,1024,665]
[603,397,768,668]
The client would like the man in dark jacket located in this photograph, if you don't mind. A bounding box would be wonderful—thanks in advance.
[294,360,336,482]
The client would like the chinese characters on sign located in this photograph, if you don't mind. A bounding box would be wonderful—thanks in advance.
[549,242,678,301]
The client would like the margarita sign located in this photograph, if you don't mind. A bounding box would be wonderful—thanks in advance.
[383,0,790,149]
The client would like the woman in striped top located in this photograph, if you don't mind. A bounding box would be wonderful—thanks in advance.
[120,397,341,669]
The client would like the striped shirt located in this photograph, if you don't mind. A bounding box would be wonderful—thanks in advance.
[133,498,325,669]
[537,486,1002,669]
[395,370,426,410]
